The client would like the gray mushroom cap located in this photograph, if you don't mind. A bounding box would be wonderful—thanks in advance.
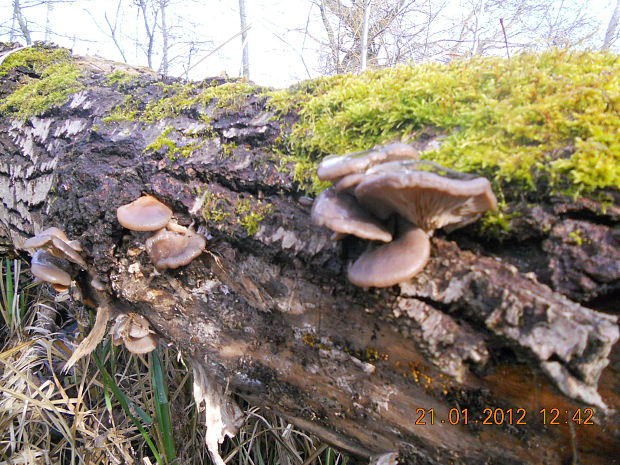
[30,249,71,286]
[117,195,173,232]
[311,187,392,242]
[317,143,419,182]
[145,227,207,269]
[347,223,431,288]
[354,169,497,233]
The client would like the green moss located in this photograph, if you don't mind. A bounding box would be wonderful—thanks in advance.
[201,190,231,223]
[105,79,257,125]
[200,189,272,235]
[269,49,620,196]
[221,142,238,158]
[144,126,203,160]
[234,197,273,236]
[0,46,72,75]
[102,95,139,123]
[105,70,140,88]
[0,61,83,119]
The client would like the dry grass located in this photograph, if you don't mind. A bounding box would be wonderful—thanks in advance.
[0,258,349,465]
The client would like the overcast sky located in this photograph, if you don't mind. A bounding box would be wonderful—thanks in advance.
[1,0,617,88]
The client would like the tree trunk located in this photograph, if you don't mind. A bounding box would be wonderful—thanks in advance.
[602,0,620,50]
[239,0,250,79]
[0,46,619,465]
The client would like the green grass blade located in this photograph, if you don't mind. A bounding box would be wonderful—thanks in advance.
[92,351,162,464]
[151,347,176,463]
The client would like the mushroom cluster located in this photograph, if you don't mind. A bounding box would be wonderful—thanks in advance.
[117,195,206,269]
[111,313,159,354]
[312,143,497,288]
[23,227,86,292]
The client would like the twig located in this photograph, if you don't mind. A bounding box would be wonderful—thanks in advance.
[500,18,510,59]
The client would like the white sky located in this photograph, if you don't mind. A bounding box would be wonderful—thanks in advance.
[1,0,617,88]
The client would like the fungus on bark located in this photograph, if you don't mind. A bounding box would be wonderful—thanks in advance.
[111,313,159,354]
[312,146,497,288]
[317,142,419,182]
[145,223,207,269]
[311,187,392,242]
[116,195,173,231]
[30,249,72,287]
[24,227,86,268]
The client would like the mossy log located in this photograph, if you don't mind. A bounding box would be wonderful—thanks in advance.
[0,44,619,464]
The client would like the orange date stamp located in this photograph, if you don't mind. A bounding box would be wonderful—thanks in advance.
[413,407,595,426]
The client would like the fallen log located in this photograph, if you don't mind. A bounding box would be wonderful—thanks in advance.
[0,43,618,464]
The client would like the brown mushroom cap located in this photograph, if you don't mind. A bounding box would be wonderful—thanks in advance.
[145,228,206,269]
[347,223,431,288]
[30,249,71,286]
[311,187,392,242]
[124,333,159,354]
[23,227,86,267]
[354,169,497,232]
[111,313,159,354]
[117,195,173,231]
[317,143,419,182]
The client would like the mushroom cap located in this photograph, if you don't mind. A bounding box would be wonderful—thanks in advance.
[30,249,71,286]
[117,195,173,231]
[23,227,86,267]
[124,333,159,354]
[354,169,497,232]
[145,228,206,269]
[23,227,69,248]
[317,143,419,182]
[311,187,392,242]
[110,313,158,354]
[347,224,431,288]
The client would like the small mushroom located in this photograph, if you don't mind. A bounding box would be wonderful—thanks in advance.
[347,222,430,287]
[145,224,206,269]
[111,313,159,354]
[23,227,86,267]
[30,249,71,286]
[117,195,173,231]
[311,187,392,242]
[317,142,419,182]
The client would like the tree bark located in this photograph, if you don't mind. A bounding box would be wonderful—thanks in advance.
[0,47,619,464]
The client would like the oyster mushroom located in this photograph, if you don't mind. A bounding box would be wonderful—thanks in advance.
[30,249,72,287]
[111,313,159,354]
[145,224,206,269]
[117,195,173,231]
[317,142,419,183]
[347,221,430,288]
[354,161,497,231]
[312,148,497,288]
[24,227,86,268]
[311,187,392,242]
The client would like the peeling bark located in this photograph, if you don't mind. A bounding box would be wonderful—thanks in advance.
[0,47,619,464]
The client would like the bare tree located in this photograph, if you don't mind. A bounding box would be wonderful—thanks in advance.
[12,0,32,45]
[602,0,620,50]
[313,0,425,74]
[239,0,249,78]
